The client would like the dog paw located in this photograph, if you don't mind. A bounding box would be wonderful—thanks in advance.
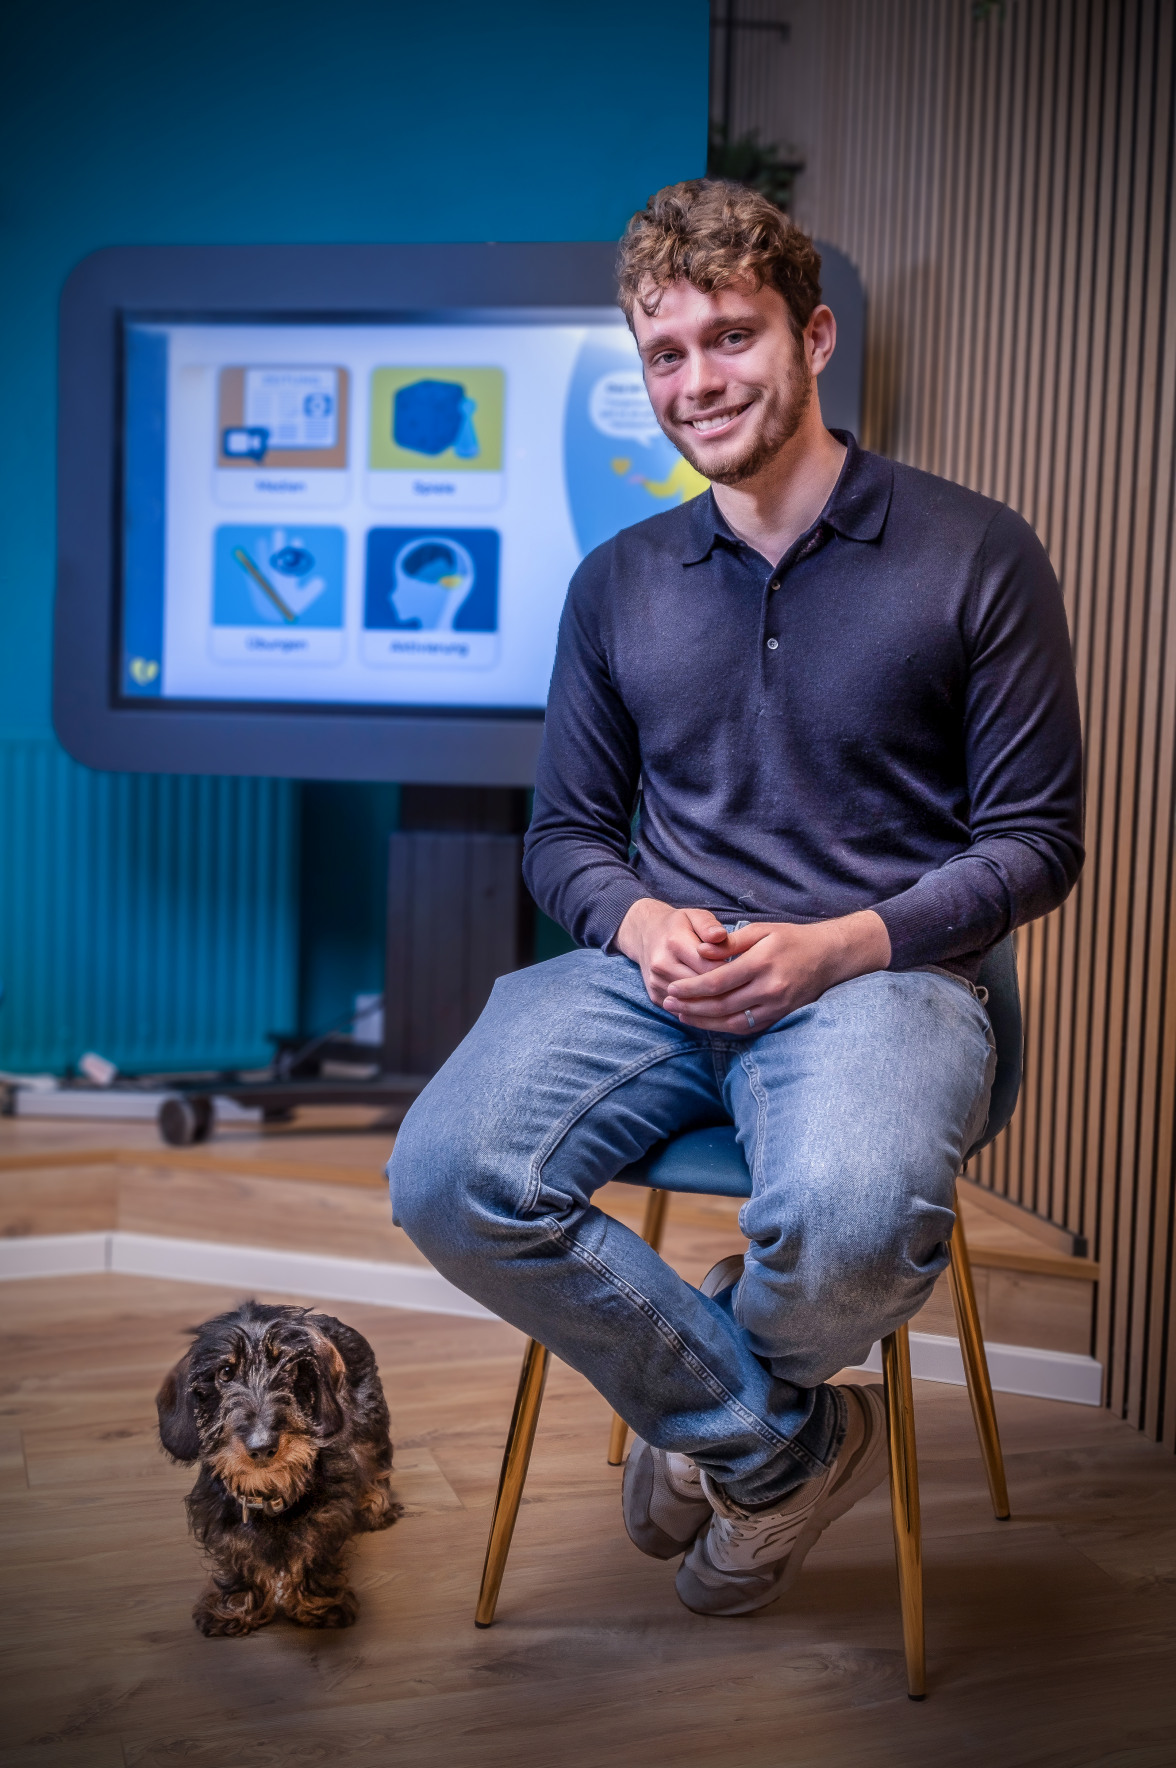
[288,1585,360,1629]
[194,1604,266,1637]
[193,1584,274,1636]
[359,1483,405,1532]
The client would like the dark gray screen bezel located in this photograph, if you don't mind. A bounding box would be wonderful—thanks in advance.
[55,242,620,782]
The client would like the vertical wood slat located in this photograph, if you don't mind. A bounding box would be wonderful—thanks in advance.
[730,0,1176,1447]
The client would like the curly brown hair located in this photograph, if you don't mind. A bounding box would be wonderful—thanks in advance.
[616,179,822,339]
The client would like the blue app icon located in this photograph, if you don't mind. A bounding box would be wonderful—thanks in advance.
[393,381,480,458]
[213,525,345,627]
[364,528,499,632]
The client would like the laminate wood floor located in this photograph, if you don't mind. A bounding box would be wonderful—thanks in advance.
[1,1272,1174,1768]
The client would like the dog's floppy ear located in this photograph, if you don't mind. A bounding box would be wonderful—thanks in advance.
[306,1333,347,1438]
[308,1311,376,1388]
[156,1352,200,1462]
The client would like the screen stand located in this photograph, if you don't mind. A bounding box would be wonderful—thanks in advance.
[382,787,533,1078]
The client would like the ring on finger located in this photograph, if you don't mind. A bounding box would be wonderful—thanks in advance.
[744,1009,756,1030]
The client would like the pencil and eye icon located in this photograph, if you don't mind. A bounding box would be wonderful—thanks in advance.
[230,535,325,624]
[231,547,295,621]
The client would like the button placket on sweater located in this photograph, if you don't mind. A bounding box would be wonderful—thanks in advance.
[756,563,781,679]
[763,525,830,662]
[763,566,784,659]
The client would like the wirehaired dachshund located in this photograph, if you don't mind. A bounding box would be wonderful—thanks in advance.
[156,1299,401,1635]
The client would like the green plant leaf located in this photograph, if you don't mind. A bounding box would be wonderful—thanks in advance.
[706,124,805,212]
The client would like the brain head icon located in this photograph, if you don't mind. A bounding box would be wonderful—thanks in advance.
[390,537,475,631]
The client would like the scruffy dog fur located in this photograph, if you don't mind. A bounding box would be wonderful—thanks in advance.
[156,1299,401,1635]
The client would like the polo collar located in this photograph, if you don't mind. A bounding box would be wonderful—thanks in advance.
[677,431,894,564]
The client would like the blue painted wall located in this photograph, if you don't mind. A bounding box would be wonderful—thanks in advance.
[0,0,708,1070]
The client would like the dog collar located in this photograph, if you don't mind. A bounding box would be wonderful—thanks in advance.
[237,1494,289,1521]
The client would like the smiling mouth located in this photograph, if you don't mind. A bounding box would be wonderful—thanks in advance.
[684,403,752,434]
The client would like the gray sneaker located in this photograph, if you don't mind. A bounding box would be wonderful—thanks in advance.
[620,1254,747,1560]
[698,1252,746,1302]
[622,1439,712,1558]
[675,1383,888,1617]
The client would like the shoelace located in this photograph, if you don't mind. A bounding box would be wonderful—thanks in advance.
[713,1506,808,1562]
[711,1462,836,1564]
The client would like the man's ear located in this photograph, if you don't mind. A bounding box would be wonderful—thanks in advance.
[807,302,838,378]
[156,1353,200,1462]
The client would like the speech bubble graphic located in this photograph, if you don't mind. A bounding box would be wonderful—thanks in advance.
[588,371,661,446]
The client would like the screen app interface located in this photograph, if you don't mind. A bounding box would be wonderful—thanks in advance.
[120,318,708,710]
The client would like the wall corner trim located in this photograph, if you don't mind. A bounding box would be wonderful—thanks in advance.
[0,1231,1103,1403]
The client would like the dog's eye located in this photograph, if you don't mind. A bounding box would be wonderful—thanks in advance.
[215,1362,234,1385]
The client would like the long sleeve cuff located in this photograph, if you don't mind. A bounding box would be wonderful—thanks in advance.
[872,885,992,970]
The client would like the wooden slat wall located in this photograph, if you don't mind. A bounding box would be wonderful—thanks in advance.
[725,0,1176,1445]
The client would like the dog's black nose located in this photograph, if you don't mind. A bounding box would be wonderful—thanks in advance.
[244,1427,279,1462]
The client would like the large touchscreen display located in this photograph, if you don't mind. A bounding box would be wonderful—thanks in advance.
[120,317,707,712]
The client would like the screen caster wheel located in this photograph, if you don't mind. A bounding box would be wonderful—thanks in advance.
[158,1095,213,1146]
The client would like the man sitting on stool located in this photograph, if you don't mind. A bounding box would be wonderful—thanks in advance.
[389,180,1084,1616]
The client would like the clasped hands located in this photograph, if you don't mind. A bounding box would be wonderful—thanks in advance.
[614,898,892,1035]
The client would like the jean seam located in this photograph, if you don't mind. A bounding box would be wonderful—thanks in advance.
[524,1042,700,1213]
[551,1218,827,1471]
[738,1047,769,1191]
[966,1015,999,1157]
[733,1047,770,1250]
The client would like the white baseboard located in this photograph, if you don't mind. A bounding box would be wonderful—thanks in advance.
[0,1231,113,1277]
[849,1332,1103,1406]
[0,1231,492,1320]
[0,1233,1103,1405]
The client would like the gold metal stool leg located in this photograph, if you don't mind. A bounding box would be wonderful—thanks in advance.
[475,1337,550,1627]
[606,1408,632,1467]
[882,1323,926,1700]
[947,1193,1011,1520]
[607,1188,671,1466]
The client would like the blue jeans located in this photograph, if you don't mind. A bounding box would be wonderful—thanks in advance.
[388,949,995,1508]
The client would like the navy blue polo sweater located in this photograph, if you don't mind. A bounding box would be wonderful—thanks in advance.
[523,436,1084,978]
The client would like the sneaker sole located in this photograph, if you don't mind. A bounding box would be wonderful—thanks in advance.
[699,1253,746,1300]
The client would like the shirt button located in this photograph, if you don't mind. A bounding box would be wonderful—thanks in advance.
[766,637,779,650]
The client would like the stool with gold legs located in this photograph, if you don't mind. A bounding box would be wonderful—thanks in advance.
[608,1177,1009,1513]
[475,1169,1009,1702]
[475,939,1023,1702]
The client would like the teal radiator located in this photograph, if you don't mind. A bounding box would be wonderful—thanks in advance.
[0,739,298,1075]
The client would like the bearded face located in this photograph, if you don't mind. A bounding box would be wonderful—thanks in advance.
[669,339,813,485]
[633,277,826,488]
